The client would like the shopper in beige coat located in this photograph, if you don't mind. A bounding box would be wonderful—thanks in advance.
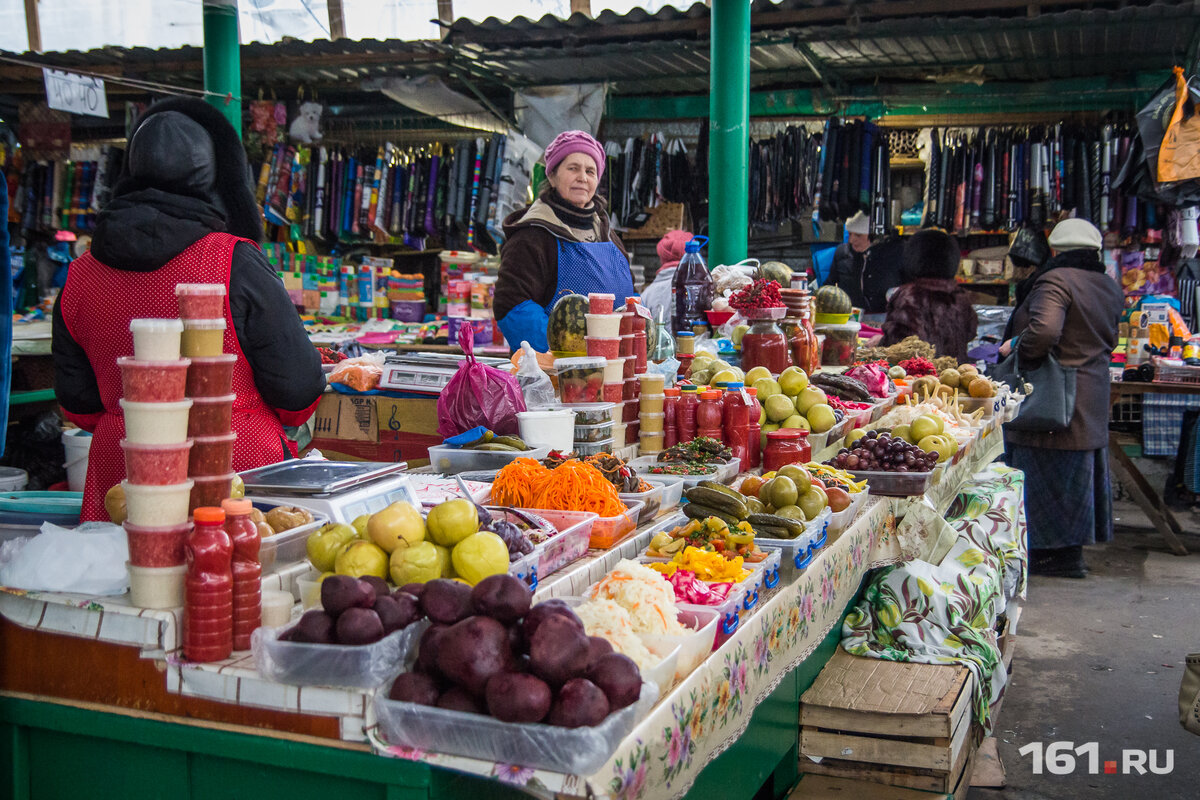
[1000,219,1123,578]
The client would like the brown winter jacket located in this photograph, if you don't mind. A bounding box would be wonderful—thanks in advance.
[1005,258,1123,452]
[493,190,629,322]
[880,278,977,362]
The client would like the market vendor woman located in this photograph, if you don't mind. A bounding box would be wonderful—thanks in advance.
[53,98,324,522]
[494,130,634,351]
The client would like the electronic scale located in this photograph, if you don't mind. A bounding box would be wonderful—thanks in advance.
[378,352,512,395]
[240,460,418,524]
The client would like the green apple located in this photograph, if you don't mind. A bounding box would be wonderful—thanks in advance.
[795,386,827,414]
[778,366,809,397]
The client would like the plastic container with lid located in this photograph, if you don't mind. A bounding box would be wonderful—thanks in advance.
[639,412,665,434]
[678,385,699,443]
[188,394,235,437]
[663,388,680,449]
[763,429,811,472]
[586,337,620,359]
[639,432,665,453]
[745,387,762,469]
[573,420,614,443]
[123,479,193,528]
[181,318,227,358]
[186,354,238,397]
[128,562,187,609]
[562,402,616,425]
[722,383,752,467]
[573,438,616,457]
[621,399,639,423]
[554,357,606,404]
[625,420,640,445]
[639,393,665,414]
[175,283,227,319]
[602,382,623,403]
[516,408,575,451]
[189,474,235,514]
[622,355,636,379]
[130,318,184,361]
[189,433,237,477]
[117,357,191,402]
[120,398,193,445]
[696,390,724,439]
[619,334,634,357]
[815,321,861,367]
[619,312,634,336]
[638,373,666,394]
[675,331,696,355]
[602,358,624,384]
[587,293,616,315]
[586,313,621,338]
[125,521,192,567]
[122,439,193,485]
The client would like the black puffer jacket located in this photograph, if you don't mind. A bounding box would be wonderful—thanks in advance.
[52,98,323,419]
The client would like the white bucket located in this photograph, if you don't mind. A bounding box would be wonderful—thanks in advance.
[516,409,576,452]
[0,466,28,492]
[62,429,93,492]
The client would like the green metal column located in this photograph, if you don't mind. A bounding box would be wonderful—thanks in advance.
[202,0,242,133]
[708,0,750,268]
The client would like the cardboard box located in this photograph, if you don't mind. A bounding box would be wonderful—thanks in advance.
[309,392,440,466]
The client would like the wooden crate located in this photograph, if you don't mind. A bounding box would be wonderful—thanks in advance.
[621,202,689,241]
[799,649,976,795]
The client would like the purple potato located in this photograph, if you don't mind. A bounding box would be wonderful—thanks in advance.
[399,582,427,599]
[321,574,372,618]
[420,579,473,625]
[372,595,409,634]
[334,607,384,645]
[585,636,615,671]
[292,609,335,644]
[547,678,610,728]
[469,574,532,625]
[521,599,584,647]
[359,576,390,601]
[586,652,642,710]
[389,672,440,706]
[528,614,589,688]
[435,616,512,696]
[415,623,447,676]
[485,672,552,723]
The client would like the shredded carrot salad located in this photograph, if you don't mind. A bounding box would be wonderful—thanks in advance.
[492,458,628,517]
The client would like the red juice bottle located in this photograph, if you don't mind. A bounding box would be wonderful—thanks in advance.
[185,506,233,662]
[722,383,751,467]
[663,387,680,448]
[678,385,699,442]
[222,499,262,651]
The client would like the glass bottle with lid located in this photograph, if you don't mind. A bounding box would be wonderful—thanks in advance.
[763,428,811,472]
[740,307,790,375]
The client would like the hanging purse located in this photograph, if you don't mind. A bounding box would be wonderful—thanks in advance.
[1180,653,1200,735]
[991,336,1078,433]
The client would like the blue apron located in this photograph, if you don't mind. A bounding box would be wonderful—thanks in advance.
[498,239,635,352]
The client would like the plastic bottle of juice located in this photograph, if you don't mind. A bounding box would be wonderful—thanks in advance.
[671,236,712,335]
[722,382,752,467]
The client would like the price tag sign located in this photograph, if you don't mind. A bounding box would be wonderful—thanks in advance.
[42,69,109,118]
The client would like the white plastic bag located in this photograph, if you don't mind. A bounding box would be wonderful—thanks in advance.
[515,341,557,408]
[0,522,129,595]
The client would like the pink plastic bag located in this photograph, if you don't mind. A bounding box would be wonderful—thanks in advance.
[437,325,527,438]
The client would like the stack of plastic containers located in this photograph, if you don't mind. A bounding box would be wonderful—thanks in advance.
[585,294,623,399]
[120,317,193,610]
[638,373,667,454]
[176,284,238,513]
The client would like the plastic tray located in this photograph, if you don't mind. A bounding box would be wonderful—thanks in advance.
[507,507,598,580]
[251,618,429,689]
[374,679,657,775]
[827,490,869,535]
[754,507,832,580]
[427,444,551,475]
[807,415,854,453]
[957,395,1001,419]
[632,556,743,642]
[629,456,741,488]
[641,604,721,680]
[556,500,642,550]
[252,501,328,573]
[618,476,685,524]
[849,468,935,497]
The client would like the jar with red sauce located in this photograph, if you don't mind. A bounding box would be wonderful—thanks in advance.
[663,387,680,449]
[222,499,261,651]
[696,390,724,440]
[784,296,819,374]
[678,385,699,442]
[763,429,811,472]
[739,308,790,375]
[722,383,752,466]
[184,506,233,663]
[745,387,762,469]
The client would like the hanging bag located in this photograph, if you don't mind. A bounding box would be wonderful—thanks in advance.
[1159,66,1200,183]
[436,324,527,438]
[991,336,1077,433]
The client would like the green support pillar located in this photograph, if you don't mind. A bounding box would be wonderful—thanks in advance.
[708,0,750,268]
[202,0,242,133]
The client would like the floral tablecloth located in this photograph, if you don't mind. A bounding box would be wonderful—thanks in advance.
[368,497,905,800]
[841,464,1027,734]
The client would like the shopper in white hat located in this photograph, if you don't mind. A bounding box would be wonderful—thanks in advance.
[828,211,872,307]
[1001,216,1122,578]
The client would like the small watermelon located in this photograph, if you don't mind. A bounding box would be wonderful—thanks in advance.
[815,285,852,316]
[760,261,792,287]
[547,293,589,352]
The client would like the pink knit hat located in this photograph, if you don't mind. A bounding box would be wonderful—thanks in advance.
[657,229,693,270]
[544,130,606,180]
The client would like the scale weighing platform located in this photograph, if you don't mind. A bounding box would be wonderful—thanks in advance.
[240,461,418,524]
[378,352,512,395]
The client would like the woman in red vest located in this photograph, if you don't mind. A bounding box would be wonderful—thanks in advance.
[52,98,324,521]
